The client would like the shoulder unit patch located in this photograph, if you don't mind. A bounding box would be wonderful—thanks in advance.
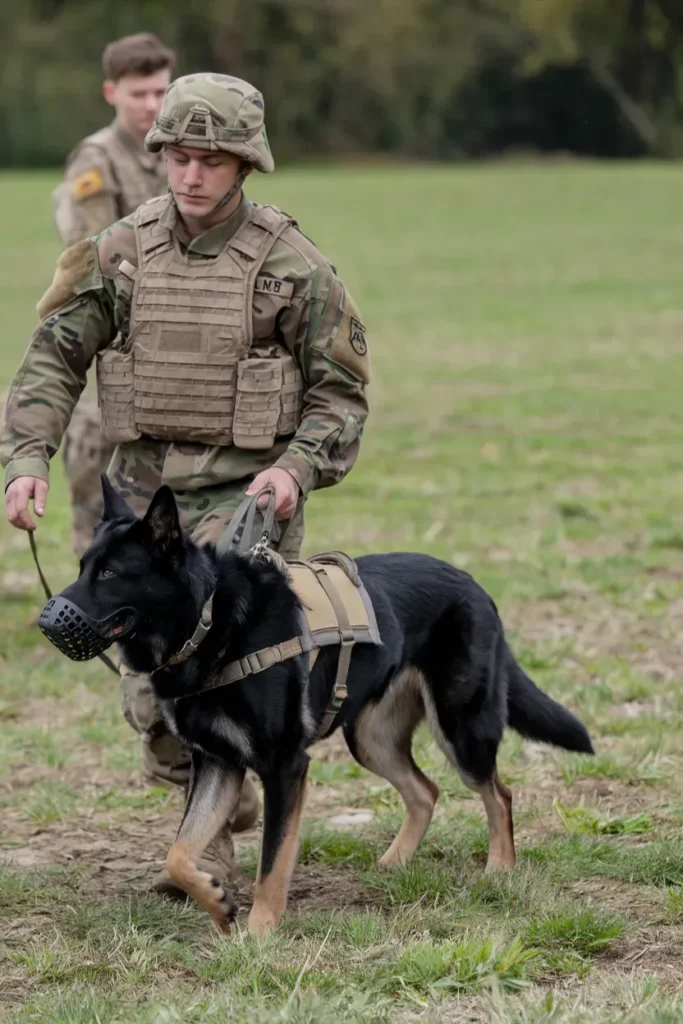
[349,316,367,356]
[72,168,106,201]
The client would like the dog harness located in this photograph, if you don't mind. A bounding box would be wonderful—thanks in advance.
[166,550,381,740]
[160,489,382,740]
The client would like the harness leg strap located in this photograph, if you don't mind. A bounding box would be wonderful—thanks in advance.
[311,566,356,739]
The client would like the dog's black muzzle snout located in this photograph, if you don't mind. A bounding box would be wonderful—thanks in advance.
[38,596,135,662]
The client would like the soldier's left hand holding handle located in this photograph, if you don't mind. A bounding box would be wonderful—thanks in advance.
[5,476,49,531]
[246,468,300,520]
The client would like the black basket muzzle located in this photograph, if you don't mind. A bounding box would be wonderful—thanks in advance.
[38,595,136,662]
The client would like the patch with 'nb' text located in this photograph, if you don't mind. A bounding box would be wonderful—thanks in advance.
[255,275,294,300]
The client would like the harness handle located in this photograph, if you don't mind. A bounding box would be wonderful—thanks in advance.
[215,486,278,557]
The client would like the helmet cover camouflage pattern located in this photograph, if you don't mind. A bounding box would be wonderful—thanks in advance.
[145,73,274,172]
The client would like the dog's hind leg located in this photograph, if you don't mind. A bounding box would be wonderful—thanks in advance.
[347,669,439,867]
[248,752,309,937]
[166,752,245,933]
[420,681,516,872]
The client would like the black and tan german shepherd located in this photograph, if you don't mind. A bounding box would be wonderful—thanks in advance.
[40,478,593,935]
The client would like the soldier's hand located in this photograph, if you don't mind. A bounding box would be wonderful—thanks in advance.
[246,468,300,520]
[5,476,49,532]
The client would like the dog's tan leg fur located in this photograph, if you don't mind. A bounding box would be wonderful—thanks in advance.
[166,762,244,933]
[248,776,308,937]
[463,771,515,872]
[353,669,438,867]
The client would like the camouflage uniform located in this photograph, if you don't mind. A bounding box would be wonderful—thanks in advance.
[53,118,168,247]
[53,119,168,556]
[2,75,370,873]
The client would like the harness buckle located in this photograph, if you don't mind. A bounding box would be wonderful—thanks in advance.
[245,652,263,674]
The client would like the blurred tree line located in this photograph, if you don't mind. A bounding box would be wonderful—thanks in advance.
[2,0,682,167]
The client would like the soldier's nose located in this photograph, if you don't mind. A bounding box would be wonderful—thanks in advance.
[183,162,203,187]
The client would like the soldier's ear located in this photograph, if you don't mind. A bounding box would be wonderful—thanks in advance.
[141,486,181,553]
[102,80,116,107]
[101,475,136,522]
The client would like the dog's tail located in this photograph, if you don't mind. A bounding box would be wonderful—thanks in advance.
[506,651,593,754]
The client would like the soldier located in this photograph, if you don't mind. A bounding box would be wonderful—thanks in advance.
[2,74,370,898]
[53,33,175,557]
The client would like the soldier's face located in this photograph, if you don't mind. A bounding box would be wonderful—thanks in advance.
[166,146,247,220]
[103,69,172,140]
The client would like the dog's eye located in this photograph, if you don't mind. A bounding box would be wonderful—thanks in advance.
[99,568,115,580]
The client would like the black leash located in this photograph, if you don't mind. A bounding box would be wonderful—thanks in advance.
[28,531,120,676]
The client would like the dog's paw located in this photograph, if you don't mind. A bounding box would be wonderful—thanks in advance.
[247,903,279,937]
[201,873,237,932]
[378,845,410,868]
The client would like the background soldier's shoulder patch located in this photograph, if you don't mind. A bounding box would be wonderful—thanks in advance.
[72,168,106,201]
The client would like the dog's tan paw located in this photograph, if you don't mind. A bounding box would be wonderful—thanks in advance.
[199,872,237,933]
[378,844,412,868]
[247,903,279,937]
[484,857,515,874]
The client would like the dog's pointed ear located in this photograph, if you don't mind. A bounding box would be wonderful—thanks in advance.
[141,486,181,551]
[101,474,136,522]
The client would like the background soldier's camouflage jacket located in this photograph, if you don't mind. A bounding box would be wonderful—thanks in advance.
[53,118,168,247]
[1,194,370,514]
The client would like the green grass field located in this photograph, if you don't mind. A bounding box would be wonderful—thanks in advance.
[2,163,683,1022]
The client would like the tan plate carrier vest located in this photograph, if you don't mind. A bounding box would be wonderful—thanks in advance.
[175,552,382,742]
[96,196,305,449]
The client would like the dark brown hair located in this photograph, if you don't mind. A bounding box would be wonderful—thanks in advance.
[102,33,175,82]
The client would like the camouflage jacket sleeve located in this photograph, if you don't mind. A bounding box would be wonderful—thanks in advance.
[273,255,370,495]
[1,236,123,489]
[53,144,120,246]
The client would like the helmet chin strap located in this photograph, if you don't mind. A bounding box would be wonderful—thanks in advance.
[213,161,248,213]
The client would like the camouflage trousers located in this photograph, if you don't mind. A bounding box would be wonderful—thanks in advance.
[107,438,305,788]
[62,398,115,556]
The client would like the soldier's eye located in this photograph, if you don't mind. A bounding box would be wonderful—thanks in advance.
[99,568,115,580]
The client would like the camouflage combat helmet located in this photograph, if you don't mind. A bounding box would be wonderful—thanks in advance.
[145,73,274,172]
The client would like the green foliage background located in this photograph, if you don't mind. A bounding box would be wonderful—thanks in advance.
[3,0,683,166]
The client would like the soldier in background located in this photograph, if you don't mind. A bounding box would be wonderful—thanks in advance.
[54,33,175,556]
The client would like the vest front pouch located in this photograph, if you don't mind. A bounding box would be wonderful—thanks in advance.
[233,358,281,449]
[96,349,141,444]
[96,260,141,445]
[278,355,305,438]
[233,354,304,450]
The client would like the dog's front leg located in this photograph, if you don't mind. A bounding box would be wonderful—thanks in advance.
[248,752,309,937]
[166,751,245,933]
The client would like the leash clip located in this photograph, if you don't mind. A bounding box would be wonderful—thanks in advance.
[249,535,272,561]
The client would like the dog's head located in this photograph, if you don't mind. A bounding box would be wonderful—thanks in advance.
[39,477,190,662]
